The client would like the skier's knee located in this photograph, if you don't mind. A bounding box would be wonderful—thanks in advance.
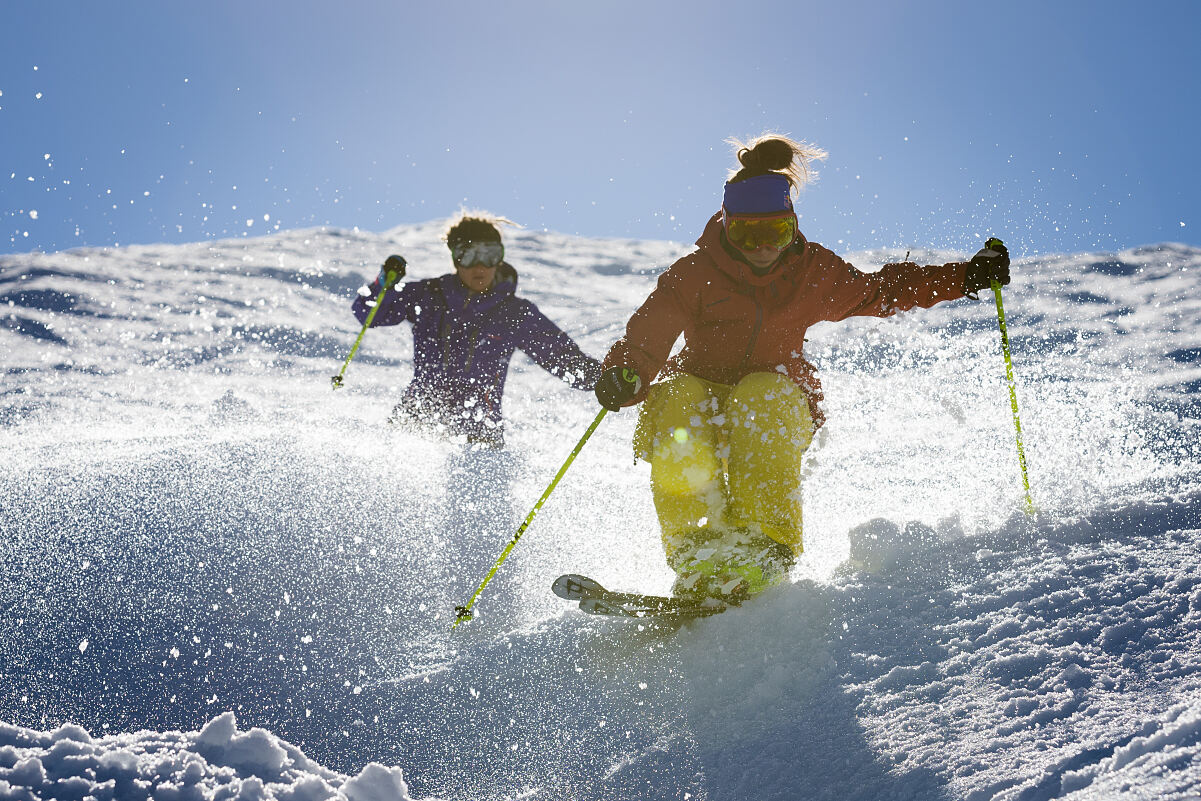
[636,373,721,461]
[726,372,813,447]
[650,374,714,416]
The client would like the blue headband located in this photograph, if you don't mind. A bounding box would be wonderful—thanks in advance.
[722,173,793,214]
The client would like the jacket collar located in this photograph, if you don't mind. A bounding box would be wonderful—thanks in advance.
[695,212,808,288]
[437,262,518,312]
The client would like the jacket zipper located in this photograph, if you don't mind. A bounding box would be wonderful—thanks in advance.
[739,287,764,371]
[461,293,481,373]
[464,326,480,373]
[439,318,451,372]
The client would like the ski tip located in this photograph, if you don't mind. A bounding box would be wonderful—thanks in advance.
[552,573,607,601]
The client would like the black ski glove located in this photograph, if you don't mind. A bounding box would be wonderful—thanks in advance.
[375,255,407,290]
[595,366,642,411]
[963,240,1010,298]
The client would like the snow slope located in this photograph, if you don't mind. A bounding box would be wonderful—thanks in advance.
[2,223,1200,800]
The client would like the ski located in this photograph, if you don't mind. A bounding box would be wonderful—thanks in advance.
[552,573,728,620]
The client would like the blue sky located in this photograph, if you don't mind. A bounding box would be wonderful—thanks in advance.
[3,0,1198,258]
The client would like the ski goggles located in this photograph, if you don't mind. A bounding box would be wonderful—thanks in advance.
[452,241,504,268]
[723,212,798,252]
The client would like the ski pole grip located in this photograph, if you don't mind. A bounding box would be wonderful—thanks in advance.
[380,255,407,288]
[984,236,1007,293]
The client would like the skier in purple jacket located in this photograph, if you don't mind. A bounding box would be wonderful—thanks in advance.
[352,216,601,449]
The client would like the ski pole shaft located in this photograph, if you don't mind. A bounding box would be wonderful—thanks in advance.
[331,287,389,389]
[988,239,1035,516]
[332,256,406,390]
[452,407,609,628]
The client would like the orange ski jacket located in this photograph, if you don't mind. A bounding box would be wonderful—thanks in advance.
[602,213,970,427]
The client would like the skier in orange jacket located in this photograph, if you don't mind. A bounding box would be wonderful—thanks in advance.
[594,134,1011,601]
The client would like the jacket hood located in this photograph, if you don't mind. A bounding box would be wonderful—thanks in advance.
[695,212,808,288]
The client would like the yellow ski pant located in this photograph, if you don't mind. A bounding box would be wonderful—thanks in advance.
[634,372,814,564]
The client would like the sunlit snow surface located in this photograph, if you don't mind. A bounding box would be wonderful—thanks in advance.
[2,224,1201,800]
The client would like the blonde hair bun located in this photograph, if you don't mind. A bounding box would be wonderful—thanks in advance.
[727,133,829,189]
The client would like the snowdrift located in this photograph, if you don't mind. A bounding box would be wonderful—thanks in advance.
[0,712,422,801]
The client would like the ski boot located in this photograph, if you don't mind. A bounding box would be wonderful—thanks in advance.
[668,527,794,604]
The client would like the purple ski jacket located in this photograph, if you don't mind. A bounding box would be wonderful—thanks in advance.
[352,262,600,448]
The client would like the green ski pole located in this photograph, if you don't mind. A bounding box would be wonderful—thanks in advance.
[331,255,406,390]
[984,237,1035,516]
[453,407,609,628]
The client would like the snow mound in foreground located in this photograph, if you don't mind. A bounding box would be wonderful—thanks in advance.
[0,712,434,801]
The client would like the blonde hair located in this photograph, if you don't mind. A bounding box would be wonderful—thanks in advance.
[726,133,828,190]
